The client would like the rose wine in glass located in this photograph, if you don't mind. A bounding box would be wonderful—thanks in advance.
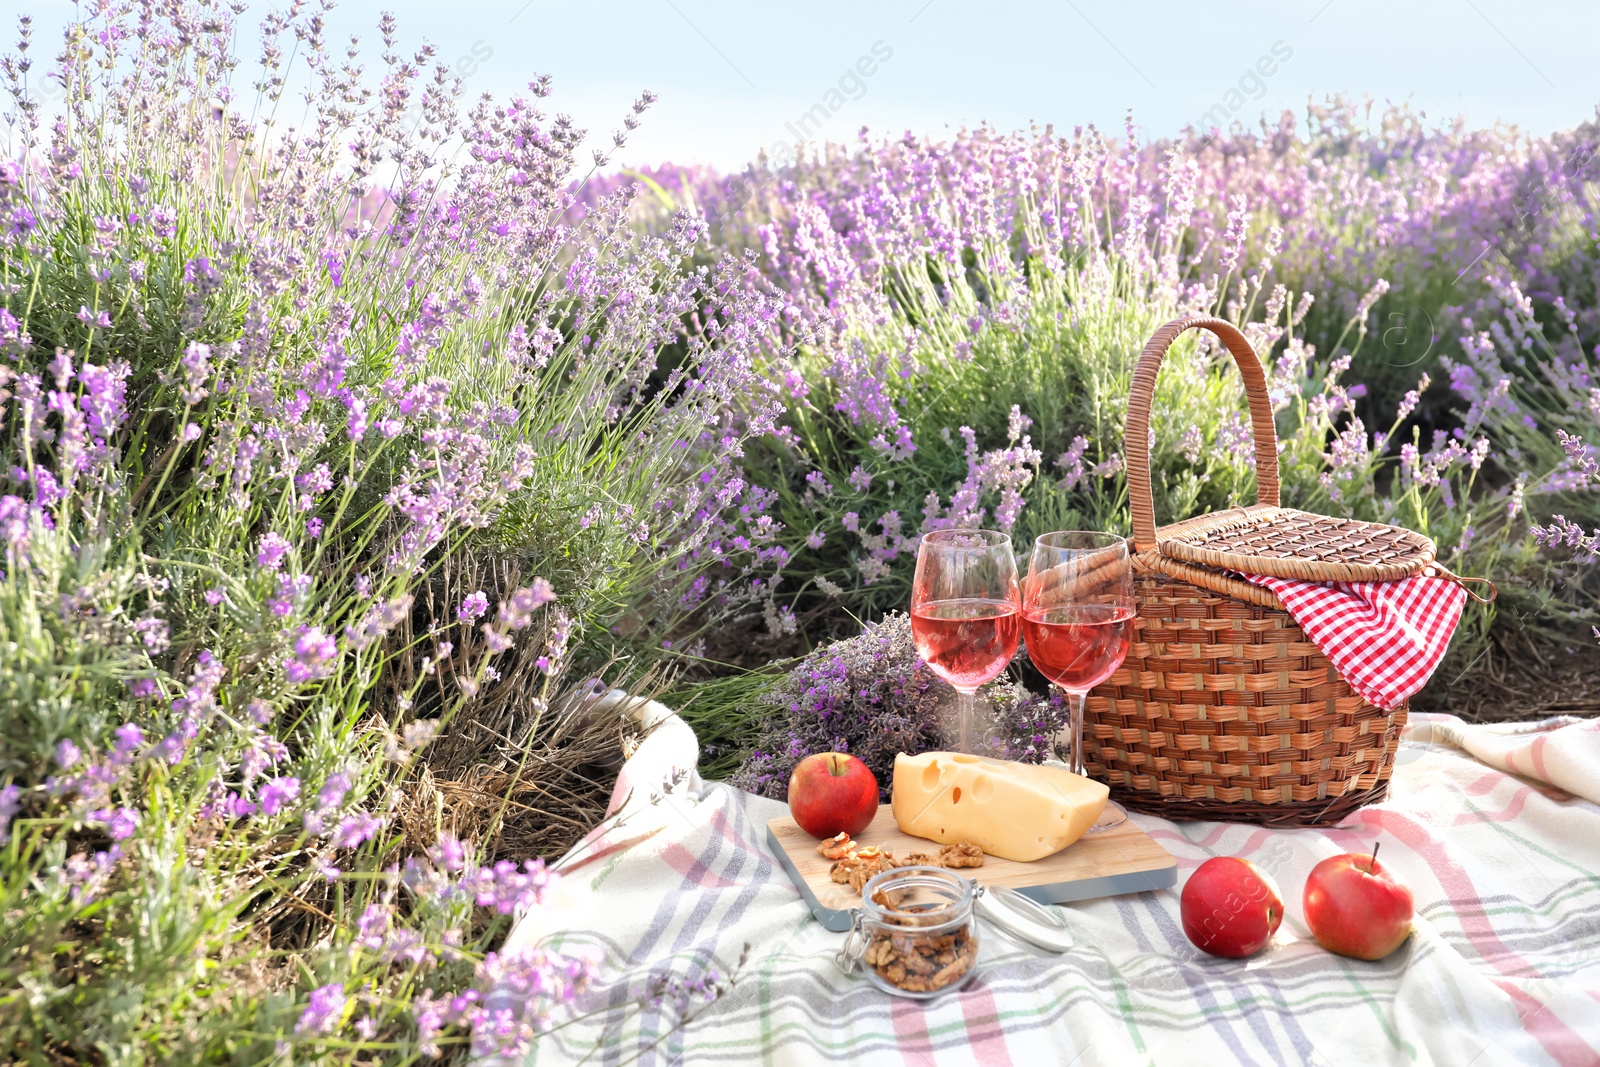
[910,599,1021,689]
[1021,604,1136,691]
[910,530,1021,754]
[1023,531,1135,832]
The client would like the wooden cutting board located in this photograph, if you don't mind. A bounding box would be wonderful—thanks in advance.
[768,808,1177,931]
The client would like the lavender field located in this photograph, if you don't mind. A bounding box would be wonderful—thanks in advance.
[0,3,1595,1062]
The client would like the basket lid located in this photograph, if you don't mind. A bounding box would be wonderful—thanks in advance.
[1155,504,1435,583]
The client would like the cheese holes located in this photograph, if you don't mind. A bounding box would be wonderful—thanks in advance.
[921,763,942,791]
[951,754,980,764]
[970,773,994,802]
[951,786,963,804]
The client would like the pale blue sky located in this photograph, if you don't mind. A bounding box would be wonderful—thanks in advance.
[5,1,1598,169]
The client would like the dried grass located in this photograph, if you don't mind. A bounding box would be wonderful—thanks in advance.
[379,550,668,867]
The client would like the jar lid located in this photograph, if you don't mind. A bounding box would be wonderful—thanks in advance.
[974,884,1074,954]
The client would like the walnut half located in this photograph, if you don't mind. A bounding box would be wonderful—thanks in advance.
[830,848,896,892]
[937,840,985,869]
[816,831,856,860]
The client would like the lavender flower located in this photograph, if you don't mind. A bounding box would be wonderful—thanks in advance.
[75,305,112,329]
[412,946,596,1058]
[343,595,413,650]
[331,812,383,849]
[1556,430,1598,488]
[62,847,120,906]
[133,616,170,654]
[457,591,488,622]
[258,777,300,816]
[178,342,211,405]
[111,723,144,764]
[1219,194,1250,275]
[496,579,555,630]
[171,651,225,718]
[1531,516,1598,564]
[295,983,347,1036]
[428,833,468,872]
[0,307,31,357]
[401,720,437,751]
[256,532,291,571]
[303,772,353,835]
[0,784,20,844]
[94,806,139,841]
[285,625,338,683]
[463,858,554,915]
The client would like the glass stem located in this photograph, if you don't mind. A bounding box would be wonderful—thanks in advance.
[956,688,976,754]
[1066,689,1088,776]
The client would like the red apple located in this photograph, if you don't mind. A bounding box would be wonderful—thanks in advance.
[1304,845,1414,960]
[1180,857,1285,958]
[787,752,879,839]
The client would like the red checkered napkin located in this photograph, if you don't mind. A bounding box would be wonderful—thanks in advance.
[1240,572,1468,711]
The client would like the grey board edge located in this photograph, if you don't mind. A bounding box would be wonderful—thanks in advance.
[766,826,1179,933]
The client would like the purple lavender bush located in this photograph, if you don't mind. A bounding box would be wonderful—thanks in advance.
[730,613,1067,801]
[709,130,1424,613]
[605,104,1600,442]
[0,4,780,1059]
[653,113,1599,683]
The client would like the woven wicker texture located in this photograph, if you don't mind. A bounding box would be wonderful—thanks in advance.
[1086,571,1406,826]
[1100,316,1411,824]
[1126,316,1433,584]
[1159,506,1435,583]
[1132,550,1280,609]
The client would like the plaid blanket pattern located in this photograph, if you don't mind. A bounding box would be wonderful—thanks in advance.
[1241,573,1468,711]
[501,710,1600,1067]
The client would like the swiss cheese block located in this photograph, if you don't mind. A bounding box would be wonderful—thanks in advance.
[890,751,1110,862]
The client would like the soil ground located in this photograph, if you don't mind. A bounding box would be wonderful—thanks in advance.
[1414,632,1600,722]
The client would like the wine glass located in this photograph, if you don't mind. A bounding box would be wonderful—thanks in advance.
[909,529,1021,755]
[1022,531,1136,832]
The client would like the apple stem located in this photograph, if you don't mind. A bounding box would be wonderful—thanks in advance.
[1367,841,1381,874]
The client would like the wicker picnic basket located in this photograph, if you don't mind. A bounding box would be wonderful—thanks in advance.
[1083,315,1455,827]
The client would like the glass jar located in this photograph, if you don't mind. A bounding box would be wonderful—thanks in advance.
[839,866,979,998]
[837,865,1076,999]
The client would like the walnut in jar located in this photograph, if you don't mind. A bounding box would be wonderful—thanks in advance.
[850,866,982,998]
[864,923,977,994]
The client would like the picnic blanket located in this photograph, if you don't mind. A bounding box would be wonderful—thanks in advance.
[496,702,1600,1066]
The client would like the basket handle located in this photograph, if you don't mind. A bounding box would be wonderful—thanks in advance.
[1126,316,1280,553]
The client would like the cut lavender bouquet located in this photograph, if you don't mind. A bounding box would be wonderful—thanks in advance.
[731,612,1067,801]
